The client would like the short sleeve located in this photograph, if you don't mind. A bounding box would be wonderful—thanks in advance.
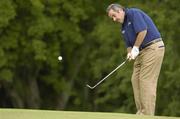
[132,10,147,33]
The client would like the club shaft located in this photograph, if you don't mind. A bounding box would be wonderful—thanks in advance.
[88,60,127,89]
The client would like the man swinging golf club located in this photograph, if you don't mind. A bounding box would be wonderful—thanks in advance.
[106,3,165,115]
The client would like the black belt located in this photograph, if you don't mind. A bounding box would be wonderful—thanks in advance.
[140,38,162,50]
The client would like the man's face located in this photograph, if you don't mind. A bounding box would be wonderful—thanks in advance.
[108,9,125,23]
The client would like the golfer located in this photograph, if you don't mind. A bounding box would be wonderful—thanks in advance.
[106,3,165,115]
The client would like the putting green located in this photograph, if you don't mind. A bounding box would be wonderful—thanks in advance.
[0,109,179,119]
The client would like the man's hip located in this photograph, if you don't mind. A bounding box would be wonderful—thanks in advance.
[140,38,164,51]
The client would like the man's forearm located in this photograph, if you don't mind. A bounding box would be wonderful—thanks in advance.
[127,30,147,60]
[134,30,147,48]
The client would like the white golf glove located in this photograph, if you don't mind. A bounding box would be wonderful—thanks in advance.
[130,46,139,59]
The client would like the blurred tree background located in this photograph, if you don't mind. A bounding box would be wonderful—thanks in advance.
[0,0,180,117]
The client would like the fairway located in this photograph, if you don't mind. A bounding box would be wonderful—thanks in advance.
[0,109,179,119]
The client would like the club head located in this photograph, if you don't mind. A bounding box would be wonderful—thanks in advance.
[86,84,94,89]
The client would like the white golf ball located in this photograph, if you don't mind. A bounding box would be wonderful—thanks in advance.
[58,56,62,61]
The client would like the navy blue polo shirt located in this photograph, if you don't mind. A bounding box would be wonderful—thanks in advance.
[121,8,161,48]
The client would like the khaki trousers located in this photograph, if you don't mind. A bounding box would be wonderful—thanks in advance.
[131,40,165,115]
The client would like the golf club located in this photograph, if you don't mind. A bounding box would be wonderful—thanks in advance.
[86,59,127,89]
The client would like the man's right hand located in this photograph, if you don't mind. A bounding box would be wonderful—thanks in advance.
[127,52,132,61]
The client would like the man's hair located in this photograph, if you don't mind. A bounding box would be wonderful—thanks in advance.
[106,3,125,13]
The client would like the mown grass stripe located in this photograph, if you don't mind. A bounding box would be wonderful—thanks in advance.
[0,109,179,119]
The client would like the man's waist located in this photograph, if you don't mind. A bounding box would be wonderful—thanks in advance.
[140,38,162,50]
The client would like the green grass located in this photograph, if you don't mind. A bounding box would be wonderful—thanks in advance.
[0,109,179,119]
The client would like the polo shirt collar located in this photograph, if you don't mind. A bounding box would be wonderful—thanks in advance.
[122,8,129,25]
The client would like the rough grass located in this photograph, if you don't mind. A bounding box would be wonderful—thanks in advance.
[0,109,179,119]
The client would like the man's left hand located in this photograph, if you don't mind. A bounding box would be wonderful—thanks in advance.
[130,46,139,59]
